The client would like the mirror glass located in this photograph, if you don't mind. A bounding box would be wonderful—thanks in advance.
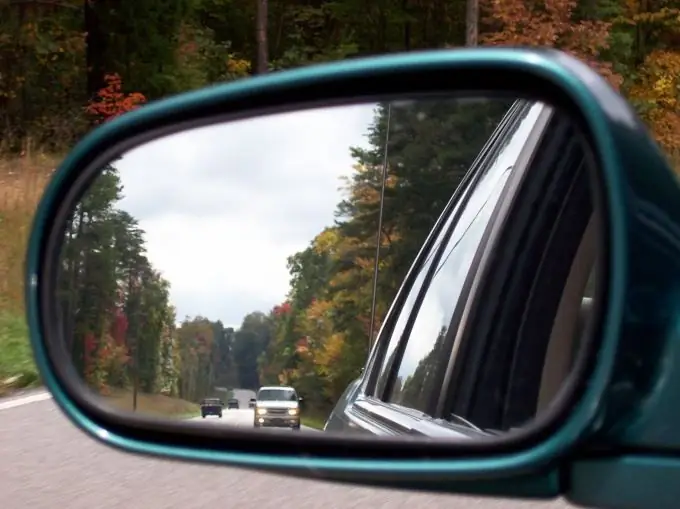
[54,94,602,440]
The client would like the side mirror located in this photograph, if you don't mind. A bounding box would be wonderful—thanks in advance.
[25,48,676,509]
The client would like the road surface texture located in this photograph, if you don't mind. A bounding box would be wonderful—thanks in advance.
[1,391,575,509]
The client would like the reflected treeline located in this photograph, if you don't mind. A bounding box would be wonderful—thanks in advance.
[57,167,274,406]
[58,97,514,415]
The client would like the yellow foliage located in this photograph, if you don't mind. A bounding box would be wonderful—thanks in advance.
[313,228,340,255]
[629,49,680,161]
[226,58,251,76]
[314,333,346,373]
[358,183,381,203]
[354,257,375,270]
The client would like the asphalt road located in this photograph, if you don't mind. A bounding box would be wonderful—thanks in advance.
[1,390,575,509]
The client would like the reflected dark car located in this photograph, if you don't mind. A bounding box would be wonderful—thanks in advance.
[200,398,223,419]
[227,398,239,409]
[325,99,598,438]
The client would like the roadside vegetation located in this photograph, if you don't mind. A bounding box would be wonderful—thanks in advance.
[0,157,57,394]
[301,414,327,431]
[103,388,200,419]
[1,0,679,431]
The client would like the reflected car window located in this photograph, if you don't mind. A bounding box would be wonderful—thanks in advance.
[386,102,547,414]
[372,205,459,397]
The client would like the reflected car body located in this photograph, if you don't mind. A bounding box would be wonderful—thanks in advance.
[200,398,223,419]
[248,398,256,409]
[253,386,301,430]
[326,99,597,438]
[323,379,361,432]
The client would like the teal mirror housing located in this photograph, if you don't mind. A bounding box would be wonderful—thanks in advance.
[23,47,680,509]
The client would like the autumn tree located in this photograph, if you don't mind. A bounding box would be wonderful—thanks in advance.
[481,0,623,89]
[85,73,146,124]
[55,75,176,401]
[57,163,178,402]
[620,1,680,165]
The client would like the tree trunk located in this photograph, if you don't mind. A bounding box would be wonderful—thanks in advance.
[255,0,269,74]
[84,0,107,97]
[465,0,478,47]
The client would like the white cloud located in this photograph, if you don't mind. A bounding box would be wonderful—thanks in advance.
[113,103,377,328]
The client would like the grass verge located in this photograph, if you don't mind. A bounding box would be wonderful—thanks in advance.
[101,388,200,419]
[0,313,40,396]
[0,154,57,397]
[301,413,327,430]
[0,155,56,309]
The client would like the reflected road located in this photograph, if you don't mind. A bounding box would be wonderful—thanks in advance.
[195,408,318,431]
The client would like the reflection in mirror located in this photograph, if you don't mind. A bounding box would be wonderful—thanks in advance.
[55,94,602,440]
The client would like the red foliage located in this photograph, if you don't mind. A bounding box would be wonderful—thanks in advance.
[85,73,147,123]
[111,308,128,347]
[273,301,292,316]
[84,332,97,355]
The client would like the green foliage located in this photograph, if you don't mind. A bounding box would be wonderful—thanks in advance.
[57,165,177,396]
[0,313,39,394]
[0,0,674,155]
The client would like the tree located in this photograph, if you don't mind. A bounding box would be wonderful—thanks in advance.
[466,0,479,46]
[255,0,269,74]
[481,0,623,89]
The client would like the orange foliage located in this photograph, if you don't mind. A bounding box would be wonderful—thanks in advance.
[481,0,623,89]
[629,49,680,159]
[295,336,310,354]
[85,73,147,123]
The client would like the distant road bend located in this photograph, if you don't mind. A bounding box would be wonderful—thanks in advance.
[1,389,572,509]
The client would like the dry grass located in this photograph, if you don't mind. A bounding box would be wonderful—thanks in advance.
[0,153,58,314]
[102,388,200,419]
[0,153,60,394]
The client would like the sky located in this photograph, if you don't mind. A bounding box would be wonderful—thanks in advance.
[114,103,377,328]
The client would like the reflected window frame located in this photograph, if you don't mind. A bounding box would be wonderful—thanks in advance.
[441,105,600,432]
[362,99,534,401]
[379,101,550,416]
[361,99,527,398]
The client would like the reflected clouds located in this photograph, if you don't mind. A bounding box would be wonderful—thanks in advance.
[113,103,377,326]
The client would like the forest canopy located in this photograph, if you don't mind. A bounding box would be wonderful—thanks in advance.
[3,0,680,411]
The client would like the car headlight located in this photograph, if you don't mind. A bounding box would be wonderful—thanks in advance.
[288,408,299,416]
[256,408,267,415]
